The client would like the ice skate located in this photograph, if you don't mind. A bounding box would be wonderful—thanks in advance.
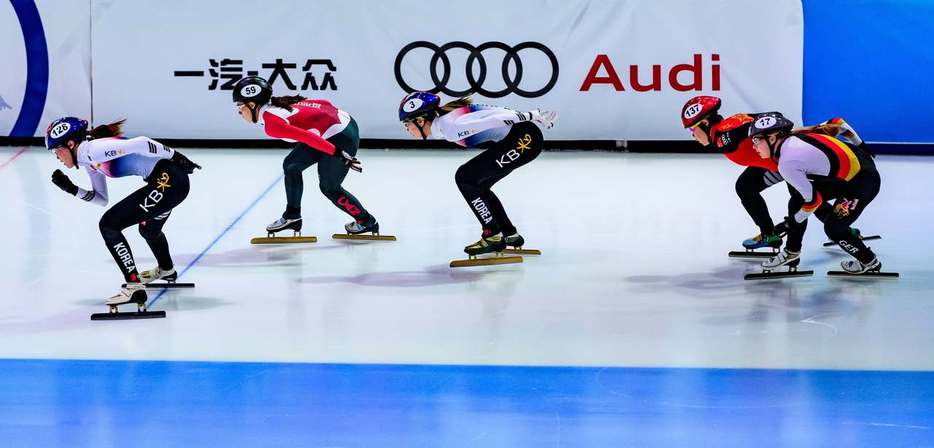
[251,217,317,244]
[729,232,782,258]
[92,283,165,321]
[450,233,522,268]
[332,217,396,241]
[124,267,194,288]
[822,227,881,247]
[744,250,814,280]
[501,232,542,255]
[828,257,899,278]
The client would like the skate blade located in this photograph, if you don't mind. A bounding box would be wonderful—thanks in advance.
[123,282,195,288]
[822,235,881,247]
[450,255,523,268]
[502,248,542,255]
[744,270,814,280]
[250,236,318,244]
[332,233,397,241]
[827,270,899,278]
[729,250,779,258]
[91,310,166,321]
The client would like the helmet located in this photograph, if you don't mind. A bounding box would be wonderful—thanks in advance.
[681,96,721,128]
[399,91,440,122]
[45,117,88,150]
[748,112,794,138]
[232,76,272,105]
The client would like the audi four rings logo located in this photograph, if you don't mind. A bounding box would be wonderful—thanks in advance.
[394,41,559,98]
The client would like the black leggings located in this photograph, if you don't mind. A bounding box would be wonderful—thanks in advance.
[735,167,784,235]
[821,170,881,262]
[281,118,371,222]
[99,159,190,283]
[455,122,543,236]
[783,170,879,260]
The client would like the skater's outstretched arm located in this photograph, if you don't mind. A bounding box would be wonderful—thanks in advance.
[51,168,108,206]
[262,112,336,155]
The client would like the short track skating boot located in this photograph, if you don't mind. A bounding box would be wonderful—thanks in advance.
[464,233,507,256]
[742,233,783,250]
[106,283,148,307]
[140,267,177,284]
[345,216,379,235]
[266,217,302,236]
[841,257,881,274]
[761,249,800,270]
[504,233,525,249]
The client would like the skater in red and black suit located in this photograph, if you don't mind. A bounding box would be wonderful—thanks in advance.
[681,96,795,251]
[233,76,379,236]
[398,91,557,256]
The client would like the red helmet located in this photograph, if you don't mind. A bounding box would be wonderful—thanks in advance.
[681,96,721,128]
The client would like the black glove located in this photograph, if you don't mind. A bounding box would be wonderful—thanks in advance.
[336,150,362,173]
[171,151,201,174]
[51,169,79,195]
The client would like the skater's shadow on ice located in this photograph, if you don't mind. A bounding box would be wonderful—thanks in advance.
[134,245,330,269]
[72,295,230,312]
[296,264,505,287]
[623,264,749,296]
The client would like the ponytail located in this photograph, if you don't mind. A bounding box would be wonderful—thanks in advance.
[270,95,307,111]
[88,119,126,140]
[438,96,473,116]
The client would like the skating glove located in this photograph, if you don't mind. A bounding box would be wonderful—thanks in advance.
[171,151,202,174]
[51,169,79,195]
[336,150,362,173]
[530,109,558,130]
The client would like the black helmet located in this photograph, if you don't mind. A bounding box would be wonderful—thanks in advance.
[232,76,272,105]
[748,112,794,138]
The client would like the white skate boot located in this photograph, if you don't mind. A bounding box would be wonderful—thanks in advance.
[106,283,148,306]
[140,267,177,284]
[841,257,881,274]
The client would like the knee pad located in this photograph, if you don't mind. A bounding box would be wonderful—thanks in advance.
[99,215,121,239]
[318,182,340,199]
[823,220,850,240]
[138,222,162,240]
[455,164,477,187]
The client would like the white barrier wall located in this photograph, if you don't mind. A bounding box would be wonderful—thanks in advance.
[8,0,803,140]
[0,1,91,137]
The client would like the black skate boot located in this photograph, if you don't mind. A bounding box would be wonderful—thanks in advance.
[464,233,508,256]
[504,233,524,248]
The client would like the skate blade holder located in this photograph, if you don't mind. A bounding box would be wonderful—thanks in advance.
[822,235,882,247]
[91,302,165,321]
[332,232,397,241]
[122,281,195,288]
[502,247,542,255]
[827,270,899,278]
[251,230,317,245]
[450,253,523,268]
[729,248,779,258]
[744,265,814,280]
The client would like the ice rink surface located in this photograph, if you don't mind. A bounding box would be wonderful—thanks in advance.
[1,146,933,445]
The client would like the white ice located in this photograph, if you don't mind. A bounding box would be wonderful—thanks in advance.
[1,147,933,370]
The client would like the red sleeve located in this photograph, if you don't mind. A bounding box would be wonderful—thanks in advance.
[262,111,336,155]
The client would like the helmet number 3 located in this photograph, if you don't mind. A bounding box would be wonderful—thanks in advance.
[403,99,423,113]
